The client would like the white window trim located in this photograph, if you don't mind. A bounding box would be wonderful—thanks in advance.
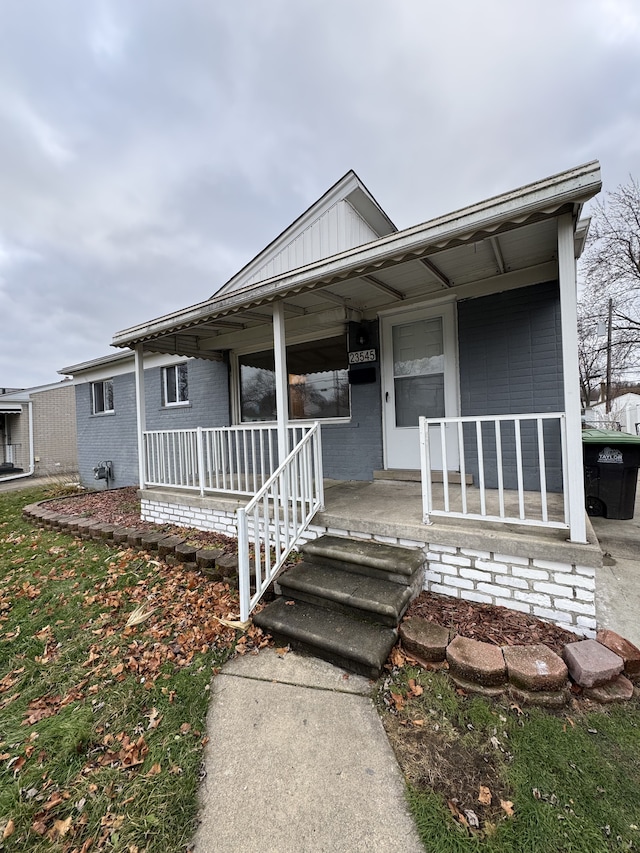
[91,379,114,415]
[231,332,353,425]
[162,363,189,407]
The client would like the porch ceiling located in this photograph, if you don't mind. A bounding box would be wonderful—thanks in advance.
[111,162,601,360]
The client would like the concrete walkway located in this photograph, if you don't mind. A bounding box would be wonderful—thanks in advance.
[591,512,640,648]
[192,649,424,853]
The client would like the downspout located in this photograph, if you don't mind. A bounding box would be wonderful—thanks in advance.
[0,401,35,482]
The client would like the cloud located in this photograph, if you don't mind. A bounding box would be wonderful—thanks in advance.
[0,0,639,386]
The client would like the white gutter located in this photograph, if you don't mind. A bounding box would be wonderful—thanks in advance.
[111,161,602,349]
[0,401,35,483]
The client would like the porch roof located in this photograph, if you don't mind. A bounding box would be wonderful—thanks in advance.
[111,162,601,359]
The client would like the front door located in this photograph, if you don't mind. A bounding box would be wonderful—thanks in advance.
[381,303,459,470]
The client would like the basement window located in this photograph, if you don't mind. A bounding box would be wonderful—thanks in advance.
[239,336,350,422]
[163,363,189,406]
[91,379,114,414]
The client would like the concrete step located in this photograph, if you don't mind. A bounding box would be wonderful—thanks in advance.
[278,560,413,627]
[253,597,398,679]
[300,535,424,585]
[373,468,473,485]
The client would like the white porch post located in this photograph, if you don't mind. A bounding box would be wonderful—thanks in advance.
[558,213,587,543]
[134,344,147,490]
[273,301,289,463]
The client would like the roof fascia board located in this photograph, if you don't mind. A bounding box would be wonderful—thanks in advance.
[112,162,601,348]
[59,349,191,377]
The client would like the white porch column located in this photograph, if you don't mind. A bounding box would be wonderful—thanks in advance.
[558,212,587,544]
[134,344,147,490]
[273,301,289,463]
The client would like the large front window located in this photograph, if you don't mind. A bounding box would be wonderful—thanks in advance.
[239,336,350,422]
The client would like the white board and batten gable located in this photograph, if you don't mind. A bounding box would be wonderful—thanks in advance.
[215,170,396,298]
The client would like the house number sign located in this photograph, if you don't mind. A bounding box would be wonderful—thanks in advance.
[348,348,377,365]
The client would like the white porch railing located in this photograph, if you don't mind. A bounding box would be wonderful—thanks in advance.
[143,424,312,495]
[237,422,324,621]
[419,413,570,531]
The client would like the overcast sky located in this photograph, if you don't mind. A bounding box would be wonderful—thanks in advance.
[1,0,639,388]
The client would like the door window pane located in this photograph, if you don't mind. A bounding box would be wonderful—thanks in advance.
[392,318,445,427]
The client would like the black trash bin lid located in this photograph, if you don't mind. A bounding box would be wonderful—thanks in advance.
[582,428,640,445]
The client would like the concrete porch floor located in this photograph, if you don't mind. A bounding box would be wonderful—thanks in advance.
[317,478,602,568]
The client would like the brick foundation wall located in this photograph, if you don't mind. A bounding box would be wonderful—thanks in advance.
[142,496,596,638]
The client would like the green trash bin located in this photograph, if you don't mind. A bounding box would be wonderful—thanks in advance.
[582,428,640,519]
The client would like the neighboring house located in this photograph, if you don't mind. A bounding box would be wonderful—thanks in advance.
[0,381,78,481]
[76,164,603,642]
[587,392,640,434]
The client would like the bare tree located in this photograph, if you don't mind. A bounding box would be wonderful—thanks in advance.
[578,177,640,409]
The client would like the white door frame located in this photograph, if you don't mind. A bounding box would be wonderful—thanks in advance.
[380,299,459,470]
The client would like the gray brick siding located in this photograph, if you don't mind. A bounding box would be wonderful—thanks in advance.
[457,282,564,490]
[320,373,383,481]
[75,359,230,488]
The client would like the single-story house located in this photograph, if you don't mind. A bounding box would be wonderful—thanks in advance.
[0,381,78,482]
[66,164,606,657]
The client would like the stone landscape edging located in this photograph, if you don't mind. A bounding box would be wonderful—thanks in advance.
[22,500,240,586]
[399,616,640,706]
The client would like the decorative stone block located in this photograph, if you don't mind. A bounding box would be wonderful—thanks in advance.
[446,635,506,687]
[216,553,238,573]
[562,639,624,688]
[399,618,449,663]
[157,535,185,559]
[596,629,640,677]
[127,530,147,547]
[174,543,198,563]
[510,684,569,708]
[112,527,136,544]
[583,674,635,703]
[448,674,505,698]
[140,531,170,551]
[196,548,224,570]
[503,644,568,692]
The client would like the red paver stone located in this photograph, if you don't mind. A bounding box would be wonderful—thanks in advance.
[446,635,506,686]
[400,618,449,663]
[584,674,635,703]
[562,638,624,688]
[597,629,640,676]
[503,644,568,692]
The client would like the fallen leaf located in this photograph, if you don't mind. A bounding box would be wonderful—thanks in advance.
[146,762,162,776]
[501,799,515,816]
[180,723,191,734]
[478,785,492,805]
[275,646,289,657]
[51,816,72,838]
[464,809,480,829]
[2,819,15,839]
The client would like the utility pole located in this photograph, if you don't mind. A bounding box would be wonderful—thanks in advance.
[605,297,613,414]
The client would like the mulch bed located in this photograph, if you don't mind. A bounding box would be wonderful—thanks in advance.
[405,591,580,655]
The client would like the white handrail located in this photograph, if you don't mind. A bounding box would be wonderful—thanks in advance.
[143,424,312,495]
[237,423,323,622]
[419,413,570,533]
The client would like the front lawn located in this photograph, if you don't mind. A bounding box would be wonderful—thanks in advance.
[0,487,266,852]
[379,658,640,852]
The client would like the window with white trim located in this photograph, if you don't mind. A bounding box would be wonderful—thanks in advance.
[91,379,114,414]
[163,363,189,406]
[238,336,350,422]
